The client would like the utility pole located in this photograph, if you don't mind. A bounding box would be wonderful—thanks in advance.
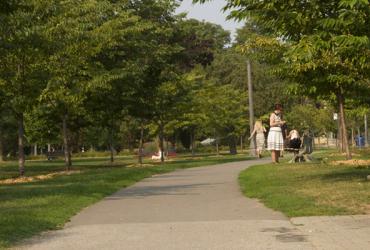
[247,59,256,156]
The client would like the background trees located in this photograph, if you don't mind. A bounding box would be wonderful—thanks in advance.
[1,0,369,176]
[195,0,370,159]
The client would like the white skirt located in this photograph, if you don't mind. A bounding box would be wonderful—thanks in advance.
[267,127,284,151]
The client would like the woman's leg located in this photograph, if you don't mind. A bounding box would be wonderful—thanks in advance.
[276,150,280,162]
[257,149,261,158]
[271,150,276,162]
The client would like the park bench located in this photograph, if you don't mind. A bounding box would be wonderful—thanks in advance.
[287,145,313,163]
[46,151,64,161]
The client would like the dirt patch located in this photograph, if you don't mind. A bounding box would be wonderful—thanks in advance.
[0,170,81,185]
[331,159,370,166]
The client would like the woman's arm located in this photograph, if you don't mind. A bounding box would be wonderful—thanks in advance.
[248,128,256,140]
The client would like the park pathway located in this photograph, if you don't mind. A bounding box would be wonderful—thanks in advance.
[18,159,369,250]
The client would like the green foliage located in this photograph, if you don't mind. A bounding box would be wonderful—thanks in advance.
[176,18,231,69]
[285,103,336,136]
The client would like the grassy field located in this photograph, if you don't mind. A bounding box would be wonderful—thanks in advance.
[0,153,250,249]
[239,149,370,217]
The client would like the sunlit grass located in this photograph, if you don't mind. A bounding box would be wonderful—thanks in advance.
[0,153,251,249]
[239,148,370,217]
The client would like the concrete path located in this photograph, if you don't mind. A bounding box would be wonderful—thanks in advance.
[17,159,370,250]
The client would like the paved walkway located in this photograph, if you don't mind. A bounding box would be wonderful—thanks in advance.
[17,159,370,250]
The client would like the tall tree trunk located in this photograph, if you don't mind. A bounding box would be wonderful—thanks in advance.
[159,123,164,163]
[0,131,4,162]
[337,93,351,159]
[351,128,355,147]
[247,59,256,156]
[109,128,114,164]
[337,113,342,151]
[62,114,72,169]
[326,132,329,148]
[109,145,114,163]
[240,136,243,152]
[190,129,195,156]
[18,113,25,176]
[216,139,219,155]
[365,114,368,147]
[128,130,134,153]
[229,135,238,155]
[138,123,144,165]
[33,144,37,156]
[166,139,169,157]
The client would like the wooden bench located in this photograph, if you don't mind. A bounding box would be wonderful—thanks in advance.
[286,147,313,163]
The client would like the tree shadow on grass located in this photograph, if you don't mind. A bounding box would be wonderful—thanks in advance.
[320,166,370,182]
[107,182,226,199]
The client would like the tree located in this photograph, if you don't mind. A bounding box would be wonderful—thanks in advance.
[195,0,370,159]
[38,0,148,168]
[0,0,51,175]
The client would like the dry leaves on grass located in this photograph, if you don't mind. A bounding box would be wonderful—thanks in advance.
[0,170,81,185]
[329,152,360,157]
[331,159,370,166]
[126,163,155,168]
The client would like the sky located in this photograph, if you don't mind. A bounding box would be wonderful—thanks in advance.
[176,0,244,39]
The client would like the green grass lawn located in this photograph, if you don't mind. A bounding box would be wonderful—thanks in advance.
[0,153,250,249]
[239,149,370,217]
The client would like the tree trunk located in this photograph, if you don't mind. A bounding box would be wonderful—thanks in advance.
[62,114,72,169]
[0,132,4,162]
[159,123,164,163]
[247,59,256,156]
[214,129,219,155]
[240,136,243,152]
[138,123,144,165]
[166,139,169,157]
[18,113,25,176]
[337,113,342,152]
[128,131,134,153]
[365,114,368,147]
[109,145,114,163]
[190,129,195,156]
[228,136,238,155]
[109,131,114,164]
[337,93,351,159]
[351,128,355,147]
[34,144,37,156]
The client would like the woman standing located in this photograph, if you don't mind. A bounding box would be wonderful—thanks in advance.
[249,120,266,158]
[267,104,286,163]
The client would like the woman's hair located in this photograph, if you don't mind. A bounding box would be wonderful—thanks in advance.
[274,103,283,111]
